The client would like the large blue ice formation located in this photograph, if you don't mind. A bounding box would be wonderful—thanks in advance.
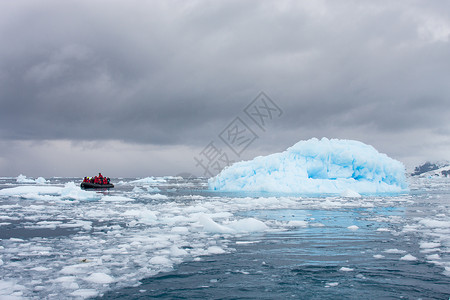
[208,138,408,194]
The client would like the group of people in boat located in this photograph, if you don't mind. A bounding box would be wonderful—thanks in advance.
[83,173,111,185]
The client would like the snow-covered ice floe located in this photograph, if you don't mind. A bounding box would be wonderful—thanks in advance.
[0,182,101,201]
[209,137,408,194]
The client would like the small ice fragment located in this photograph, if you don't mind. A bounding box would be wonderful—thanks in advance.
[426,254,440,260]
[146,193,168,200]
[400,254,417,261]
[149,256,172,266]
[71,289,98,298]
[132,187,144,193]
[31,266,49,272]
[419,242,440,249]
[0,280,26,298]
[35,177,48,184]
[340,189,361,198]
[339,267,354,272]
[384,249,406,254]
[325,282,339,287]
[347,225,359,230]
[198,215,233,233]
[373,254,385,259]
[236,241,259,245]
[287,220,308,227]
[85,272,114,284]
[16,174,35,183]
[170,246,188,257]
[207,246,226,254]
[376,228,390,232]
[228,218,268,232]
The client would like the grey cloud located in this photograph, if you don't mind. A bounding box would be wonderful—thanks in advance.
[0,0,449,176]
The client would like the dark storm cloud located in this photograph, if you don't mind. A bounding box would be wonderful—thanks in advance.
[0,0,449,173]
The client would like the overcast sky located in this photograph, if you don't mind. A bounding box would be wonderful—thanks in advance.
[1,0,449,177]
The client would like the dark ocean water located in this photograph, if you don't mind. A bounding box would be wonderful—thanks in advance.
[0,176,449,299]
[100,208,450,299]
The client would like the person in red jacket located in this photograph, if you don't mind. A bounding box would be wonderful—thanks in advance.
[103,177,108,185]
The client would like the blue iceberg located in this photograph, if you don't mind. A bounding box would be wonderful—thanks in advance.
[209,138,408,194]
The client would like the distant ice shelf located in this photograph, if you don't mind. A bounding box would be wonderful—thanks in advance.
[209,137,408,194]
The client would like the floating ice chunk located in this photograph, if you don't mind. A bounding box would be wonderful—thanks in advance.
[207,246,226,254]
[123,209,158,225]
[0,186,61,197]
[0,183,101,202]
[85,273,114,284]
[71,289,98,298]
[146,193,168,200]
[420,242,441,249]
[170,246,188,257]
[60,263,92,275]
[376,228,390,232]
[130,177,167,184]
[347,225,359,231]
[340,189,362,198]
[149,256,172,266]
[61,182,101,201]
[53,276,77,283]
[286,220,308,227]
[325,282,339,287]
[171,226,189,233]
[101,195,134,202]
[15,174,48,184]
[60,220,92,231]
[237,241,260,245]
[0,280,26,299]
[228,218,268,232]
[31,266,50,272]
[339,267,354,272]
[209,138,408,194]
[426,254,441,260]
[373,254,385,259]
[198,215,234,234]
[400,254,417,261]
[419,219,450,228]
[16,174,35,183]
[132,187,144,193]
[35,177,48,184]
[384,249,406,254]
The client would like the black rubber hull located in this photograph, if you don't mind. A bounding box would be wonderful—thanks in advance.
[80,182,114,189]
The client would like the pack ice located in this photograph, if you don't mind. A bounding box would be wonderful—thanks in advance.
[209,138,408,194]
